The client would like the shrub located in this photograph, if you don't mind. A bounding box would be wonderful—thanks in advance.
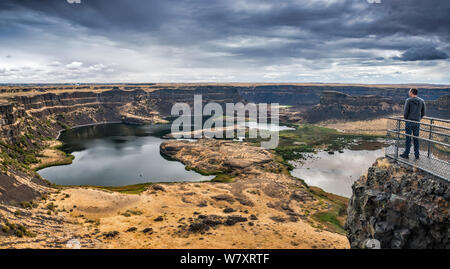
[1,225,9,233]
[21,201,33,209]
[47,202,56,211]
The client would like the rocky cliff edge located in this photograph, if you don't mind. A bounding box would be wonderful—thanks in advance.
[346,158,449,249]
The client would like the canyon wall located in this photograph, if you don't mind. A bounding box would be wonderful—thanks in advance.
[0,87,243,205]
[426,95,450,119]
[304,91,450,123]
[0,87,243,143]
[346,158,449,249]
[238,85,450,106]
[1,85,449,137]
[305,91,403,123]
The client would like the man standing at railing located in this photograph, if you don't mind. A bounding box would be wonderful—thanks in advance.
[400,88,426,160]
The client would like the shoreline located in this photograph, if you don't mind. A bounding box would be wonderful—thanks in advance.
[37,121,142,173]
[56,121,124,140]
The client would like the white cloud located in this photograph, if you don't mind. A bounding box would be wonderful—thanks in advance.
[66,61,83,69]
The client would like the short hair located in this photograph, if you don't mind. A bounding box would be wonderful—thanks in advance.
[410,88,418,95]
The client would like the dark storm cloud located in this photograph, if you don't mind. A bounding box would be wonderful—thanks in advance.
[2,1,450,54]
[2,1,449,44]
[0,0,449,83]
[394,46,449,61]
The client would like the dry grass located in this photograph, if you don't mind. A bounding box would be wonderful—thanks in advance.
[318,118,391,136]
[51,185,350,249]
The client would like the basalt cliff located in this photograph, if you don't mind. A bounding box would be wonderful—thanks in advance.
[0,87,243,143]
[346,158,449,249]
[305,91,450,123]
[305,91,402,123]
[0,86,242,205]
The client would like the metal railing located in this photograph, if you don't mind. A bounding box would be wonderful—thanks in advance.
[386,116,449,181]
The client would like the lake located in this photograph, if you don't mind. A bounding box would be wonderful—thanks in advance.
[290,141,385,198]
[38,123,214,186]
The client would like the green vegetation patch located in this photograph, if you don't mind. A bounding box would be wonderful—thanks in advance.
[309,186,349,235]
[33,153,75,171]
[1,222,36,238]
[279,124,380,149]
[312,210,346,235]
[273,124,382,161]
[66,183,153,195]
[211,173,235,183]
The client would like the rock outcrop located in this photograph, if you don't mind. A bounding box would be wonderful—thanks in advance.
[305,91,402,123]
[161,139,317,211]
[426,94,450,119]
[239,85,450,106]
[346,158,449,249]
[305,90,450,123]
[160,139,276,174]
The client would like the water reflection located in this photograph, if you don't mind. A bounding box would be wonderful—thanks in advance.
[237,121,295,132]
[38,124,214,186]
[290,147,385,198]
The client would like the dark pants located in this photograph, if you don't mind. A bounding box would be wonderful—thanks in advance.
[403,121,420,158]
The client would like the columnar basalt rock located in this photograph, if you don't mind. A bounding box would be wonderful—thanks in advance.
[346,158,449,249]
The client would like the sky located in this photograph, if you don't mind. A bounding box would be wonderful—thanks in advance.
[0,0,449,84]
